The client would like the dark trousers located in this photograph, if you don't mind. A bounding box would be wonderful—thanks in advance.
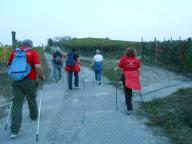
[122,76,133,111]
[68,72,79,90]
[11,78,38,133]
[95,70,102,81]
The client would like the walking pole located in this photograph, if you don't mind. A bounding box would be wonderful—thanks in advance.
[4,101,13,130]
[139,91,145,106]
[51,64,54,81]
[92,70,94,88]
[80,64,85,91]
[115,67,118,111]
[82,77,85,91]
[36,80,43,142]
[62,65,65,83]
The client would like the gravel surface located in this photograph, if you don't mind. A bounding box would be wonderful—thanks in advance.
[1,53,191,144]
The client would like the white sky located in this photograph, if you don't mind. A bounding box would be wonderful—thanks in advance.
[0,0,192,45]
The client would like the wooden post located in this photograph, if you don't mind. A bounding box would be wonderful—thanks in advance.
[179,35,181,41]
[155,39,158,64]
[11,31,16,49]
[154,37,157,63]
[141,37,144,59]
[42,44,44,54]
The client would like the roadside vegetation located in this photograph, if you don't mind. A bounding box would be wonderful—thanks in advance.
[138,88,192,144]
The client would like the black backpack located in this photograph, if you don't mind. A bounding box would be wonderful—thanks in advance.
[53,52,63,65]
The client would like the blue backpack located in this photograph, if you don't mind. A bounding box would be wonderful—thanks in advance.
[8,48,31,81]
[66,52,75,66]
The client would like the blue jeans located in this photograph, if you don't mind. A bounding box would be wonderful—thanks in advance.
[53,64,62,82]
[95,70,102,81]
[68,72,79,90]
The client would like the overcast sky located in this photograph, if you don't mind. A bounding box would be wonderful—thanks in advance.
[0,0,192,45]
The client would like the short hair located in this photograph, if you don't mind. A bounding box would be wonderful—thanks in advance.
[96,49,100,54]
[56,47,60,52]
[72,48,77,52]
[22,39,33,47]
[125,47,137,57]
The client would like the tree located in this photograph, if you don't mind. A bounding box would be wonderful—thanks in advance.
[47,38,53,48]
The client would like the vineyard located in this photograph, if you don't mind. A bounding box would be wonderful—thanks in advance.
[48,37,192,76]
[49,38,141,58]
[0,47,12,67]
[141,38,192,74]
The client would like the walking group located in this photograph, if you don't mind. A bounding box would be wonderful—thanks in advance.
[5,39,142,140]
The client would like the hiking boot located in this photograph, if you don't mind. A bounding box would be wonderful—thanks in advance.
[10,130,21,139]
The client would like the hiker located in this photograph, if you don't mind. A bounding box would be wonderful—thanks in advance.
[92,49,103,85]
[116,47,141,114]
[65,48,80,91]
[52,47,64,82]
[8,39,45,138]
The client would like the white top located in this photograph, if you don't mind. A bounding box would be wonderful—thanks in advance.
[93,54,103,62]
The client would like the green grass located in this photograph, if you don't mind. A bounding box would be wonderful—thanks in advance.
[138,88,192,144]
[81,59,122,82]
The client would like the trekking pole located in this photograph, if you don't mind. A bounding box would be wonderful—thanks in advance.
[80,64,85,91]
[4,101,13,130]
[36,80,43,142]
[51,64,54,81]
[139,91,145,107]
[62,65,65,83]
[115,67,118,111]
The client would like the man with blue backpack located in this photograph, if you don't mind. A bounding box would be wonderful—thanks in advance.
[92,49,103,85]
[65,48,80,91]
[8,39,45,138]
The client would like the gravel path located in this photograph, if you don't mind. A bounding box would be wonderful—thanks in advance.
[0,53,191,144]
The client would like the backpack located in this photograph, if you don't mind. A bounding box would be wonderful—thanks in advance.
[66,52,75,66]
[54,52,63,65]
[8,48,31,81]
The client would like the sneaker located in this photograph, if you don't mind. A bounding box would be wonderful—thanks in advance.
[67,89,73,92]
[127,109,133,114]
[74,86,80,89]
[10,131,21,139]
[31,117,38,121]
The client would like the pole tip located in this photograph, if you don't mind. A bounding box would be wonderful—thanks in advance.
[4,124,7,130]
[36,135,39,142]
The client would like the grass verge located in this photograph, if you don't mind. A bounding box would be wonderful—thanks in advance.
[138,88,192,144]
[81,58,122,82]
